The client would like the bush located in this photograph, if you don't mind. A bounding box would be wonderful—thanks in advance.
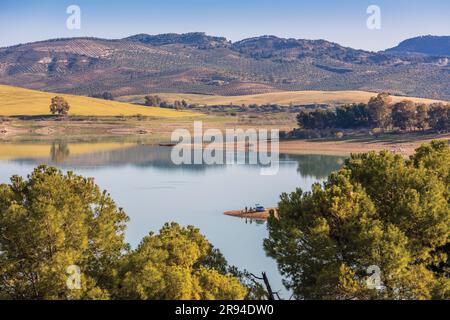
[50,96,70,115]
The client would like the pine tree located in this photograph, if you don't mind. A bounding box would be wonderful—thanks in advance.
[265,141,450,300]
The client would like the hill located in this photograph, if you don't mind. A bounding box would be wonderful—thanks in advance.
[118,90,446,107]
[0,33,449,100]
[0,85,196,117]
[386,35,450,57]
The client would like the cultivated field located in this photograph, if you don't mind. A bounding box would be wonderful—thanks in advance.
[0,85,198,117]
[118,90,447,107]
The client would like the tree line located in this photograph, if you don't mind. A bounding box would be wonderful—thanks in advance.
[145,95,191,110]
[297,93,450,132]
[144,95,326,114]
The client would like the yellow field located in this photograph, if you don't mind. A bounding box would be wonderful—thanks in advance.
[0,85,198,117]
[119,90,447,106]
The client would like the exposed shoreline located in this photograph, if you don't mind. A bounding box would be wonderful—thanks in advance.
[278,132,450,157]
[224,208,278,221]
[1,117,448,157]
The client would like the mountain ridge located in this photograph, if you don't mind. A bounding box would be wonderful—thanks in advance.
[0,33,449,100]
[386,35,450,57]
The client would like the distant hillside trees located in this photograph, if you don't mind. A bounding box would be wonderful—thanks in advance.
[335,103,370,128]
[145,96,195,110]
[297,93,450,132]
[429,104,450,132]
[392,100,417,130]
[90,92,114,100]
[416,104,429,131]
[144,95,162,107]
[49,96,70,115]
[297,108,336,129]
[367,93,392,129]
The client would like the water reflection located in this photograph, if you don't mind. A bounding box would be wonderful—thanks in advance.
[50,142,70,163]
[6,142,347,178]
[294,154,346,179]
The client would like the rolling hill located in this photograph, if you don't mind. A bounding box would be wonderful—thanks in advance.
[0,33,449,100]
[118,90,446,107]
[0,85,196,117]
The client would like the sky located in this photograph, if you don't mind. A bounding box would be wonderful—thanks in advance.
[0,0,449,51]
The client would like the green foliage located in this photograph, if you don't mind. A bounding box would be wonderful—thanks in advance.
[416,104,429,131]
[49,96,70,115]
[116,223,247,300]
[392,100,416,130]
[0,167,247,300]
[265,141,450,299]
[296,93,449,133]
[428,104,450,132]
[335,103,370,128]
[297,108,336,129]
[367,93,392,129]
[0,165,128,299]
[296,94,389,130]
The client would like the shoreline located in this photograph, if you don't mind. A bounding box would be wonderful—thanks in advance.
[224,208,278,221]
[1,117,448,157]
[278,132,450,157]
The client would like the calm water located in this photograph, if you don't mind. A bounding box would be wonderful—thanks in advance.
[0,141,346,297]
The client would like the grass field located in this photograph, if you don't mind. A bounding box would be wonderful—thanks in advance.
[118,90,447,106]
[0,85,198,117]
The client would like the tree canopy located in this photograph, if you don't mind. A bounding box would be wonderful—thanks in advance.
[49,96,70,115]
[297,94,450,132]
[265,141,450,299]
[116,223,247,300]
[0,166,247,300]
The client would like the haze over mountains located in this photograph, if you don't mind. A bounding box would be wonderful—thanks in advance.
[0,33,449,100]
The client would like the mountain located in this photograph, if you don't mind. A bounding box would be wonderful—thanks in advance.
[0,33,449,100]
[125,32,231,48]
[386,35,450,57]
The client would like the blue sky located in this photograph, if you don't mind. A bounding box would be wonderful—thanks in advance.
[0,0,449,51]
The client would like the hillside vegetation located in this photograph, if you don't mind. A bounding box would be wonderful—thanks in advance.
[0,85,196,117]
[118,90,446,107]
[1,33,449,100]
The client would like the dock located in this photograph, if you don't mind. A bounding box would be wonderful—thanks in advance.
[224,208,278,221]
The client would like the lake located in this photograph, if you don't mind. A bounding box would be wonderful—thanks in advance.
[0,140,346,298]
